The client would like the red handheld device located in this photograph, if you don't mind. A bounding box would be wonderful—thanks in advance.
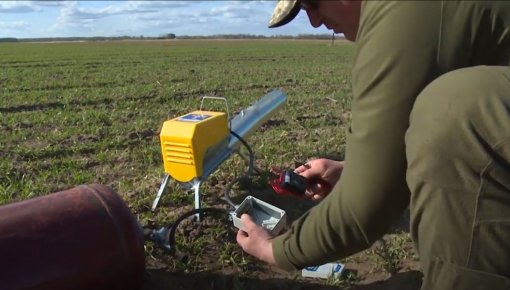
[269,168,308,198]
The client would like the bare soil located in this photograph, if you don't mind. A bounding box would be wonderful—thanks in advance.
[140,185,422,290]
[142,270,422,290]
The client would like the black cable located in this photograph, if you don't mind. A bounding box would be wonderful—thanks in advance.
[223,130,255,208]
[229,130,254,176]
[146,130,256,257]
[145,207,231,257]
[167,207,230,252]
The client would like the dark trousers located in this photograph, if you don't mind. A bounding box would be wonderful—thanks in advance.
[406,66,510,290]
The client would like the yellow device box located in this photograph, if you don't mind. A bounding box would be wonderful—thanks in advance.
[160,111,229,182]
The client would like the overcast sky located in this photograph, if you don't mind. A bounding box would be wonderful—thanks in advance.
[0,1,333,38]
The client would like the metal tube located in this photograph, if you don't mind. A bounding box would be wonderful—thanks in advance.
[201,89,287,179]
[0,184,145,290]
[228,89,287,148]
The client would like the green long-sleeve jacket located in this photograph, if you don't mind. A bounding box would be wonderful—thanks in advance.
[272,0,510,270]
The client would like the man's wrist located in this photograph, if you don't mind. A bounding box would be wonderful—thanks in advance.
[262,239,276,265]
[271,234,300,271]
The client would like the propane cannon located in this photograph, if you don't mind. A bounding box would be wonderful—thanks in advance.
[0,185,145,290]
[152,89,288,212]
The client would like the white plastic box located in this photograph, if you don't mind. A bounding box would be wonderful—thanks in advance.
[302,263,345,279]
[232,195,286,235]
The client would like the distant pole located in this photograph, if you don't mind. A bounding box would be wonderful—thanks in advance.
[331,33,335,46]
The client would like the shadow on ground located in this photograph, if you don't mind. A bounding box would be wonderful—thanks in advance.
[142,270,422,290]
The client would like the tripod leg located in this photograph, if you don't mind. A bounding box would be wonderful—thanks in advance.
[152,173,170,211]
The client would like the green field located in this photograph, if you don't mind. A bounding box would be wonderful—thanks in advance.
[0,40,353,202]
[0,40,420,289]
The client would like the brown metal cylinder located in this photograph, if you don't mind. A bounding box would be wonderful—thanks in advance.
[0,184,145,290]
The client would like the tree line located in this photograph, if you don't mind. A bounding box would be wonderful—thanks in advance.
[0,34,342,43]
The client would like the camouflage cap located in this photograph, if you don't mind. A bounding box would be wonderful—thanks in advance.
[268,0,301,28]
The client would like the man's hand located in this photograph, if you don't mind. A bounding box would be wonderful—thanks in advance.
[236,214,277,265]
[295,158,344,201]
